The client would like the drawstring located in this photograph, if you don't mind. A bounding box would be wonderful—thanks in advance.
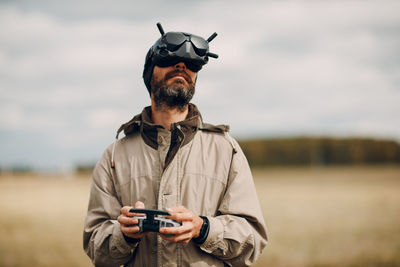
[111,124,126,168]
[111,139,117,168]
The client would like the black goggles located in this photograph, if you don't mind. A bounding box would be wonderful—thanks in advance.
[163,32,209,56]
[151,23,218,72]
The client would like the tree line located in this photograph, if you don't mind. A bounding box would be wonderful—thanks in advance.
[238,137,400,167]
[6,136,396,174]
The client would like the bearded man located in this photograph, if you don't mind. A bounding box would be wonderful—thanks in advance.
[83,23,267,267]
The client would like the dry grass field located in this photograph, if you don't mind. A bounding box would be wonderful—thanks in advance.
[0,166,399,267]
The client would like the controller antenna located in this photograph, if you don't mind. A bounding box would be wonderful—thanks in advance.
[207,32,217,42]
[156,22,165,36]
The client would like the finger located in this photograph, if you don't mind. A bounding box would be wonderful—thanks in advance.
[118,215,139,226]
[121,206,145,217]
[166,206,187,213]
[177,235,192,244]
[120,206,134,216]
[168,212,194,222]
[134,201,145,209]
[120,225,141,235]
[129,201,147,217]
[159,223,191,236]
[129,211,146,217]
[121,207,145,217]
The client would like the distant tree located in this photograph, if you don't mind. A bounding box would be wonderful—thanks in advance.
[75,163,95,174]
[11,165,33,173]
[238,137,400,167]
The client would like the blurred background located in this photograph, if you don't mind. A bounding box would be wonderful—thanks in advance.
[0,0,399,266]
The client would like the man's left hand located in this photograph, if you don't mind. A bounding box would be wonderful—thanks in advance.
[159,206,203,244]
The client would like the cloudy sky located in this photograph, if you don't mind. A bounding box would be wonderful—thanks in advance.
[1,0,399,170]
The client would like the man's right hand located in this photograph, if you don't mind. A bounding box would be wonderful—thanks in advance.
[118,201,149,239]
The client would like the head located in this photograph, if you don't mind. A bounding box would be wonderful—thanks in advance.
[143,23,218,110]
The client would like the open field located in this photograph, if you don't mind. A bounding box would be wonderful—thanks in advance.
[252,166,400,267]
[1,166,399,266]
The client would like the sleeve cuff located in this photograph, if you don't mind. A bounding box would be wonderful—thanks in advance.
[109,221,139,258]
[199,216,225,253]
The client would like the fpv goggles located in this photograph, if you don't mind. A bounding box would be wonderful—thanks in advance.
[143,22,218,92]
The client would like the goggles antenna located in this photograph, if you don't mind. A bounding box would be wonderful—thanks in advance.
[207,32,218,42]
[207,52,219,59]
[156,22,165,36]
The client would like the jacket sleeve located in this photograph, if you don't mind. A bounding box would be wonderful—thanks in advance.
[83,147,138,267]
[199,138,268,266]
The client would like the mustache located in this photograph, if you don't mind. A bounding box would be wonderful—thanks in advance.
[164,69,193,84]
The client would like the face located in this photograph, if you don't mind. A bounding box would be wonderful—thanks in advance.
[150,62,198,111]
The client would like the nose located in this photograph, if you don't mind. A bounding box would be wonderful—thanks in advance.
[174,62,186,70]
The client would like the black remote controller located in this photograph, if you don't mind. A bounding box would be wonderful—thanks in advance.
[129,208,181,233]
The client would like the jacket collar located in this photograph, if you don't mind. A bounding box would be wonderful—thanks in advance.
[116,103,203,150]
[113,103,230,169]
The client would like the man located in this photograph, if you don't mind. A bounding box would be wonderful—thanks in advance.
[83,23,267,266]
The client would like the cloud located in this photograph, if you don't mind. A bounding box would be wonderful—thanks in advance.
[0,1,399,169]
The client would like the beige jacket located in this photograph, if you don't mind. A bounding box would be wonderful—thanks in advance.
[83,104,267,267]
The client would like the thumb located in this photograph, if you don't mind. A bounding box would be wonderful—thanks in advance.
[134,201,145,209]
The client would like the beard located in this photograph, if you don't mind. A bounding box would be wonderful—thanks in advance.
[150,69,195,112]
